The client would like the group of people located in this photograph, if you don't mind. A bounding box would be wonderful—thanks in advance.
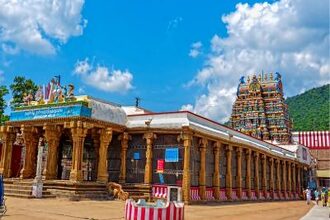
[305,187,330,207]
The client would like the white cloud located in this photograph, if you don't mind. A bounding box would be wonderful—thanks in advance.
[184,0,330,123]
[0,0,87,55]
[74,58,134,93]
[189,41,202,58]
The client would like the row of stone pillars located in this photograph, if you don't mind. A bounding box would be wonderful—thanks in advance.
[0,122,115,182]
[179,128,305,203]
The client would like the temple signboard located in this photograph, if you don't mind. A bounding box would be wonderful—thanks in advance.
[10,104,91,121]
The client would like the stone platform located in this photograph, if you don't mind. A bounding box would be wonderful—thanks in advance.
[4,178,110,200]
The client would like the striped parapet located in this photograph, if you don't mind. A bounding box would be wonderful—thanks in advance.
[190,187,201,201]
[125,199,184,220]
[250,190,258,200]
[231,189,239,201]
[220,189,227,201]
[259,191,265,200]
[241,190,249,200]
[152,185,168,199]
[205,188,215,201]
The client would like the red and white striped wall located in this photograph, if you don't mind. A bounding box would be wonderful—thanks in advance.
[220,189,227,201]
[206,188,215,200]
[190,187,201,201]
[295,131,330,149]
[125,199,184,220]
[152,185,168,199]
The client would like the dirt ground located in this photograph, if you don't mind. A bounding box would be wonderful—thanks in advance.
[1,197,312,220]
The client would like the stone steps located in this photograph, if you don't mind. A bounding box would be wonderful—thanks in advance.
[122,184,151,200]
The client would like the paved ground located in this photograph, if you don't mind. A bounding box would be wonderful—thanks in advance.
[300,202,329,220]
[1,197,312,220]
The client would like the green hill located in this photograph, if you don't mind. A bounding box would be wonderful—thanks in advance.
[286,84,330,131]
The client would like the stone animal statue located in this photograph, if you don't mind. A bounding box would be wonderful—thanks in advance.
[108,182,129,201]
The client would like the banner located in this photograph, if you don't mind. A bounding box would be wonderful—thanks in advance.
[157,159,165,173]
[133,152,140,160]
[165,148,179,162]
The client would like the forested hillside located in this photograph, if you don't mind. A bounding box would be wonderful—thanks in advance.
[286,84,329,131]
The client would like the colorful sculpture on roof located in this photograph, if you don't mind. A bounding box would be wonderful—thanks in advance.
[21,76,76,107]
[230,72,292,144]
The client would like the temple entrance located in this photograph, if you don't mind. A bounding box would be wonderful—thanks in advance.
[57,135,72,180]
[82,137,97,181]
[152,135,183,186]
[126,134,146,183]
[108,134,121,182]
[10,144,23,178]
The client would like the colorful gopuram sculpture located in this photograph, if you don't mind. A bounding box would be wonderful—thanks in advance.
[230,72,292,143]
[20,76,76,107]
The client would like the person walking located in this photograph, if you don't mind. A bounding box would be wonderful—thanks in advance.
[305,188,311,205]
[314,189,320,205]
[321,187,327,207]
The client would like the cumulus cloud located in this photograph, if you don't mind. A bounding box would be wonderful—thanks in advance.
[183,0,330,123]
[0,0,87,55]
[189,41,202,58]
[74,58,134,93]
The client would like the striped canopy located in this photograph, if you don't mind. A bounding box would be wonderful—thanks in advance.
[297,131,330,149]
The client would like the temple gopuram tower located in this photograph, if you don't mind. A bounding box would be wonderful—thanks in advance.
[230,73,292,143]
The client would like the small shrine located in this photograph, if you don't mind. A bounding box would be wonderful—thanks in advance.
[230,72,292,143]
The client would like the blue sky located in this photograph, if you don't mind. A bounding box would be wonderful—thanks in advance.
[0,0,329,122]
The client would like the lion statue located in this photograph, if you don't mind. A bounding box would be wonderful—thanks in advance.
[108,182,129,201]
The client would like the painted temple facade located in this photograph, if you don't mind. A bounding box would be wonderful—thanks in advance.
[0,78,311,203]
[230,73,292,143]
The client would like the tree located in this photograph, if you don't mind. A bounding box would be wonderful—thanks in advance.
[10,76,38,107]
[0,85,9,124]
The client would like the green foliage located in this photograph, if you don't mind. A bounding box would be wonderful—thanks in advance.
[0,85,9,124]
[286,84,330,131]
[10,76,38,108]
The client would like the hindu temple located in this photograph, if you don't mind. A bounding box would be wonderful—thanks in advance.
[0,77,312,204]
[230,73,292,143]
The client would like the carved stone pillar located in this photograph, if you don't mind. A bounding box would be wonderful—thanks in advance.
[297,165,301,196]
[246,149,252,199]
[0,126,16,178]
[119,132,130,183]
[91,129,100,179]
[20,125,39,179]
[226,145,233,200]
[180,128,192,203]
[292,163,296,195]
[269,158,274,199]
[65,121,90,182]
[254,152,260,198]
[236,147,242,199]
[276,159,281,194]
[261,154,267,197]
[97,128,112,182]
[199,138,207,201]
[43,124,62,180]
[213,142,220,200]
[287,161,292,197]
[143,132,156,184]
[282,160,287,198]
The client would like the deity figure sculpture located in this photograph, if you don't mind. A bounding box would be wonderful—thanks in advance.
[35,86,44,104]
[23,92,33,106]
